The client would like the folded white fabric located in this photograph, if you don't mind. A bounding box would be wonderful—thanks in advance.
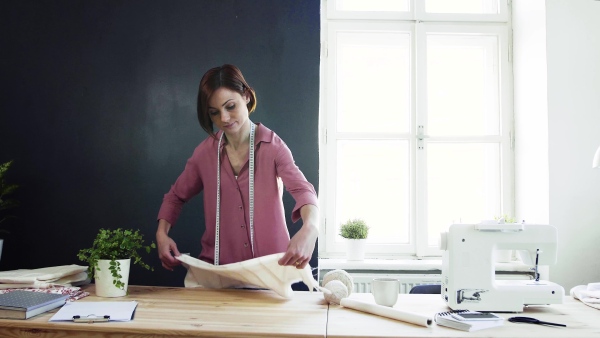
[0,265,89,289]
[177,253,319,299]
[570,282,600,310]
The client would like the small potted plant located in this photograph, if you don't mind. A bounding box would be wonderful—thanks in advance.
[339,218,370,261]
[77,228,156,297]
[0,160,19,262]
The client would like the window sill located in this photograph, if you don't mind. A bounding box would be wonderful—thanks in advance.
[318,258,535,273]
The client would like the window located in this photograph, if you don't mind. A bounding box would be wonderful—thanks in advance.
[319,0,513,258]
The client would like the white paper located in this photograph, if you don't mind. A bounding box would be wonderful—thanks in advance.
[340,298,432,327]
[49,301,138,322]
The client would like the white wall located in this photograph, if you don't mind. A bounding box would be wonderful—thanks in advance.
[513,0,550,224]
[545,0,600,290]
[514,0,600,291]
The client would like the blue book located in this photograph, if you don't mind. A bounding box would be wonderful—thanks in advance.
[0,291,69,319]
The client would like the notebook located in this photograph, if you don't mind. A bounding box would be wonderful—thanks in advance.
[434,309,504,332]
[0,290,69,319]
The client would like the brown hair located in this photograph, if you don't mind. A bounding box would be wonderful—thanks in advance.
[197,64,257,137]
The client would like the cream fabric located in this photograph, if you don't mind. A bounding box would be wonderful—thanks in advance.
[177,253,319,299]
[0,265,89,289]
[570,283,600,310]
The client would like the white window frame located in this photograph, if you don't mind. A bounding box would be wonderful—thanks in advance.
[327,0,509,22]
[318,0,514,259]
[415,23,514,257]
[324,21,417,257]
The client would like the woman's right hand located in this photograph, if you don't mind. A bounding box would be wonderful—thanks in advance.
[156,219,182,271]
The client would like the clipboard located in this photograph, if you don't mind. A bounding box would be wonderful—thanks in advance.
[49,301,138,322]
[72,314,110,323]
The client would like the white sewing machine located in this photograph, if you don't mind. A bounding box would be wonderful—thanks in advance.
[440,222,565,312]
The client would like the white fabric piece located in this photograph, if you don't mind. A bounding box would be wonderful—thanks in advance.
[0,265,88,289]
[52,271,90,286]
[570,283,600,310]
[0,265,87,283]
[177,253,319,299]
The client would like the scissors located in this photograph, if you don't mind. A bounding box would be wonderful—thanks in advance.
[508,316,566,327]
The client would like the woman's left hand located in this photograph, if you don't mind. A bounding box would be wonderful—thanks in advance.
[278,204,319,269]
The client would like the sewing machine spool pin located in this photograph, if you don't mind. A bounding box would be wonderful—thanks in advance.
[534,249,541,282]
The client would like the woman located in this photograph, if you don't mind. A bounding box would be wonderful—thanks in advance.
[156,64,319,274]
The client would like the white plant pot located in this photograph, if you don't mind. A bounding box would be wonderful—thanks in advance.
[95,259,131,297]
[346,239,366,261]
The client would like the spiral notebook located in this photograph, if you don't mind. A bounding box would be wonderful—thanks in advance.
[434,310,504,332]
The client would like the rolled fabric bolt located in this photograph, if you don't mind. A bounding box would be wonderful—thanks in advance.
[340,298,432,327]
[322,269,354,296]
[323,280,349,305]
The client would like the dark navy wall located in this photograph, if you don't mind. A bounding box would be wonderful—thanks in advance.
[0,0,320,287]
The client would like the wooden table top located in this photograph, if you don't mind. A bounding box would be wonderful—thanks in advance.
[1,285,599,338]
[0,285,329,338]
[327,293,600,338]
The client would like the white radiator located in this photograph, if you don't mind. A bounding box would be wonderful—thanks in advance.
[348,273,442,294]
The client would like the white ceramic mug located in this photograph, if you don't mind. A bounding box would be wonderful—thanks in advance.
[371,278,399,307]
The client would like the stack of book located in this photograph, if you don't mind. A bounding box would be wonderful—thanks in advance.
[434,309,505,332]
[0,290,70,319]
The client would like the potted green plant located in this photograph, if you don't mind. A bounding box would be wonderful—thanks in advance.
[339,218,369,261]
[0,160,19,261]
[77,228,156,297]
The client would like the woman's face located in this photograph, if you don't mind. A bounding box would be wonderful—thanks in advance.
[207,87,250,135]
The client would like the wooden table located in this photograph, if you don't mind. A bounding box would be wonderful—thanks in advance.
[1,285,599,337]
[327,293,600,338]
[0,285,328,338]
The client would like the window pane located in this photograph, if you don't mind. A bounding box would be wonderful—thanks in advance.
[426,143,500,246]
[425,0,499,14]
[337,31,411,133]
[336,0,409,12]
[336,140,410,244]
[427,34,499,136]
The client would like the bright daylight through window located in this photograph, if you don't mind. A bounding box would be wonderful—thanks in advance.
[319,0,513,259]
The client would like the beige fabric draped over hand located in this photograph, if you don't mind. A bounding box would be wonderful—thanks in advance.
[177,253,319,299]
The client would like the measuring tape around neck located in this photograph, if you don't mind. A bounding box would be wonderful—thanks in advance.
[215,122,255,265]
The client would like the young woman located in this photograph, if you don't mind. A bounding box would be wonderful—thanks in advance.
[156,64,319,273]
